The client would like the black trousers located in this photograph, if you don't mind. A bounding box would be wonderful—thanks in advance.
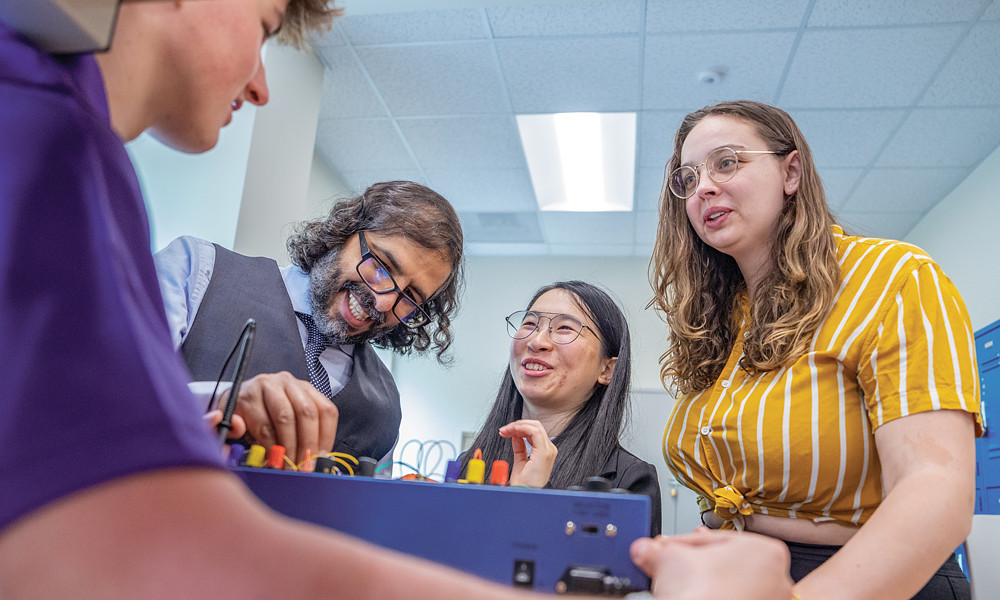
[785,541,970,600]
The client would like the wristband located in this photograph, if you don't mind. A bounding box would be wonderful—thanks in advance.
[700,509,716,528]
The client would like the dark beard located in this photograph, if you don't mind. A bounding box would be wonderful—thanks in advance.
[307,250,391,346]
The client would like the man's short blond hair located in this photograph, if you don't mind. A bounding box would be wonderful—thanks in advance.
[278,0,342,49]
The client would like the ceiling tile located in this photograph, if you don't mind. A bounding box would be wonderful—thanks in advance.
[638,110,687,167]
[487,0,642,37]
[983,0,1000,19]
[312,23,346,47]
[336,170,427,194]
[460,211,544,243]
[539,211,635,244]
[634,167,666,212]
[645,0,810,31]
[642,32,797,110]
[635,210,659,245]
[842,168,968,212]
[921,22,1000,106]
[548,243,636,257]
[632,243,654,257]
[336,8,488,45]
[835,210,925,241]
[425,168,537,212]
[356,42,509,116]
[808,0,989,26]
[397,116,525,169]
[497,37,641,113]
[877,107,1000,168]
[817,167,864,210]
[304,1,1000,258]
[466,242,550,256]
[789,108,907,167]
[315,118,417,171]
[779,27,963,108]
[316,48,387,119]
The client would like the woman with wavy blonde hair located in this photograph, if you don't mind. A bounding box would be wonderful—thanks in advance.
[651,100,980,600]
[651,101,839,393]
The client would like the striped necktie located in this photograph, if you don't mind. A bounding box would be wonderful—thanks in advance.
[295,311,333,398]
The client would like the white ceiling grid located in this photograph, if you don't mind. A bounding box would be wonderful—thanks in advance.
[313,0,1000,256]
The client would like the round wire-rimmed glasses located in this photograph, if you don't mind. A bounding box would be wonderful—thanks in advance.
[667,147,778,199]
[505,310,592,345]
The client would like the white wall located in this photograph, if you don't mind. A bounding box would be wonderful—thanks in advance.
[905,144,1000,332]
[128,102,257,252]
[629,389,703,535]
[306,151,352,219]
[233,43,339,263]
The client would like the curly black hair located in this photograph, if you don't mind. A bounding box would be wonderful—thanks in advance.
[287,181,464,363]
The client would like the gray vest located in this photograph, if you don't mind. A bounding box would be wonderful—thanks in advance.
[181,245,400,461]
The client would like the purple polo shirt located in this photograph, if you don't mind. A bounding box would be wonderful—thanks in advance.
[0,19,224,530]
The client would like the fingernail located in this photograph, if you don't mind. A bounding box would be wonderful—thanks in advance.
[631,537,651,557]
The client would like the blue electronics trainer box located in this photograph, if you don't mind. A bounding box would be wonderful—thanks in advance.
[236,468,650,594]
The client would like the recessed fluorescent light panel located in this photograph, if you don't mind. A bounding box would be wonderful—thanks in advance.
[516,112,636,212]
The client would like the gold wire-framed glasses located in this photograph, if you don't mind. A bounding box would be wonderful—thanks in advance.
[667,147,778,199]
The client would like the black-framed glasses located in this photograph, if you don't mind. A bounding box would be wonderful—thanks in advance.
[668,147,778,199]
[505,310,592,345]
[356,231,431,329]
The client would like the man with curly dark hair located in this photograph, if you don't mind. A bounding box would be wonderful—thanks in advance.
[156,180,464,464]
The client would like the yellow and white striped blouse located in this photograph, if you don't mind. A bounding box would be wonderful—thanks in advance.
[663,225,982,529]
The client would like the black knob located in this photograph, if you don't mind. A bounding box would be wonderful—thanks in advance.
[313,456,336,474]
[584,476,612,492]
[356,456,378,477]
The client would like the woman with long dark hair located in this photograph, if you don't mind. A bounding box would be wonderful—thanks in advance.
[462,281,661,536]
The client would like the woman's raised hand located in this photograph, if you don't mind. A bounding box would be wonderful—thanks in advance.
[499,419,558,488]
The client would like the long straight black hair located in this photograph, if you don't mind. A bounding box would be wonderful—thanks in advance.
[461,281,632,489]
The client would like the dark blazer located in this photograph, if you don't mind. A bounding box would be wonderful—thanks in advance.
[598,445,662,536]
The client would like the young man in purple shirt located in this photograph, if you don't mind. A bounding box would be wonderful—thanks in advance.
[0,1,793,598]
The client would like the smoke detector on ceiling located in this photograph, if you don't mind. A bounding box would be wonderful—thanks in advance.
[697,70,725,85]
